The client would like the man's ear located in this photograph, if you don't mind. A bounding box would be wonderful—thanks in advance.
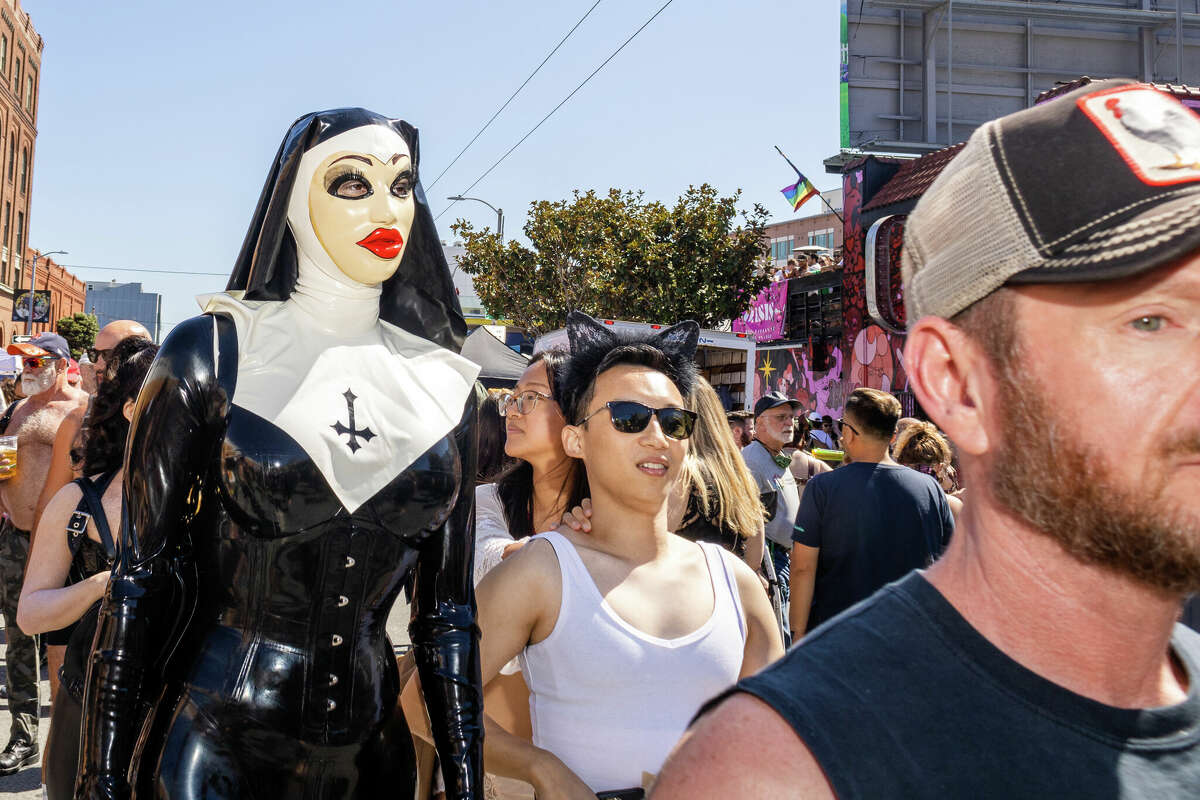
[561,423,586,460]
[904,316,996,457]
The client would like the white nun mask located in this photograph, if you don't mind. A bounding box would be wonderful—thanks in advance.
[201,125,479,514]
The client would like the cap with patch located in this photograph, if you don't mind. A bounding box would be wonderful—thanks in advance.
[902,78,1200,323]
[8,332,71,360]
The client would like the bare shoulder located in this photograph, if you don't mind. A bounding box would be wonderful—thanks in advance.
[35,481,83,539]
[651,692,835,799]
[476,536,563,645]
[477,536,561,600]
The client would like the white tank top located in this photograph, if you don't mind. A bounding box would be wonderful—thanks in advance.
[518,530,747,792]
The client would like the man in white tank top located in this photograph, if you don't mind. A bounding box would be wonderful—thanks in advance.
[475,314,783,798]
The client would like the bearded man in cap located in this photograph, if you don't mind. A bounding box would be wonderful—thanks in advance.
[0,332,86,773]
[742,391,804,639]
[653,79,1200,797]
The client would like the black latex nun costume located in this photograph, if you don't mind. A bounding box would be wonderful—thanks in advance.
[77,109,484,799]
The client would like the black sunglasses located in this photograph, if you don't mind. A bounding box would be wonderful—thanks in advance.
[837,417,860,436]
[87,347,113,363]
[578,401,698,440]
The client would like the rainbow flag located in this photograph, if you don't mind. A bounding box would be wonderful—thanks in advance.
[782,176,819,212]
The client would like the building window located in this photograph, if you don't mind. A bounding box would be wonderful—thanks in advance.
[769,236,795,265]
[0,36,8,76]
[12,53,20,95]
[2,202,9,285]
[808,228,835,251]
[20,148,26,194]
[6,135,12,181]
[14,209,23,289]
[24,72,33,114]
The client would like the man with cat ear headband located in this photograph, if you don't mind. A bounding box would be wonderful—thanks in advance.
[473,312,782,798]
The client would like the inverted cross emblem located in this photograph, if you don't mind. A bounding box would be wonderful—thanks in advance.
[331,389,375,453]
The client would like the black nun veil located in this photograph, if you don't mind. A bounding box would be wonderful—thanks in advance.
[227,108,468,352]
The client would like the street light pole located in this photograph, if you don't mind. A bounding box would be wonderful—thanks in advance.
[25,249,67,335]
[447,195,504,241]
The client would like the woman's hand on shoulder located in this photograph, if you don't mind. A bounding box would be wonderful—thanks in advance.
[556,497,592,535]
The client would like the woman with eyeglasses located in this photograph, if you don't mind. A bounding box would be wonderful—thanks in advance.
[475,350,584,583]
[472,351,585,766]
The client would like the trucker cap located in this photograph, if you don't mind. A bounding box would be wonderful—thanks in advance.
[754,391,802,419]
[8,332,71,361]
[902,78,1200,323]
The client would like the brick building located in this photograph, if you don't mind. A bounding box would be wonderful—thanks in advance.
[762,189,844,270]
[0,0,41,339]
[0,247,86,341]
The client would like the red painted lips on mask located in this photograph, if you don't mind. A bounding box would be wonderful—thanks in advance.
[356,227,405,259]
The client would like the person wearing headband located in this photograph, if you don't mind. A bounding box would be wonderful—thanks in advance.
[474,312,781,798]
[77,109,484,798]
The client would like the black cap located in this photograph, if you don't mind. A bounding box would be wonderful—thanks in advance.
[754,391,802,419]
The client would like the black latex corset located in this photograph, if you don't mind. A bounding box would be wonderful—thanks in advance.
[77,314,483,799]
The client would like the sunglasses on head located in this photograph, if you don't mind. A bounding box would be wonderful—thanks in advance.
[578,401,698,440]
[22,356,58,369]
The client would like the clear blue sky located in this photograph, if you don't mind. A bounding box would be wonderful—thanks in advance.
[26,0,839,335]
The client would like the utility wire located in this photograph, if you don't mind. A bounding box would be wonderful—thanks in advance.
[425,0,605,193]
[437,0,677,224]
[61,263,227,277]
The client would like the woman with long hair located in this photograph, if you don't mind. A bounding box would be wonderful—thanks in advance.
[473,350,583,755]
[18,337,158,800]
[474,350,583,580]
[673,377,765,568]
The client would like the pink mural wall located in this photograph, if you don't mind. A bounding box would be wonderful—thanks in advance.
[750,164,911,417]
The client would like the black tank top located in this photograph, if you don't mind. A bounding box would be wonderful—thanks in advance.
[702,573,1200,799]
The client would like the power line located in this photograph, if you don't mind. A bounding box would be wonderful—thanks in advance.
[60,263,227,277]
[425,0,605,194]
[436,0,677,224]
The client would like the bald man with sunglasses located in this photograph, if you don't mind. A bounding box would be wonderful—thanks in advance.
[474,316,782,798]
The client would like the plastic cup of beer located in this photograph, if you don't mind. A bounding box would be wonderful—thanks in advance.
[0,435,17,480]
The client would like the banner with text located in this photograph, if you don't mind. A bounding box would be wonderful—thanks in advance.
[732,281,787,342]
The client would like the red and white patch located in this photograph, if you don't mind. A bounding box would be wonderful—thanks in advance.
[1078,85,1200,186]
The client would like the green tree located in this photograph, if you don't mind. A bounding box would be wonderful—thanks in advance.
[56,312,99,359]
[451,185,770,335]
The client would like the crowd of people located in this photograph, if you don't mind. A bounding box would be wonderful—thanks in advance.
[0,79,1198,799]
[0,320,153,793]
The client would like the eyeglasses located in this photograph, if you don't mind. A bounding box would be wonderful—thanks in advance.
[22,356,59,370]
[87,347,113,363]
[578,401,698,440]
[498,389,557,417]
[837,417,859,437]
